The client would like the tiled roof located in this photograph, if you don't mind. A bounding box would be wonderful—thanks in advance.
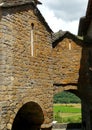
[52,30,67,43]
[52,30,83,48]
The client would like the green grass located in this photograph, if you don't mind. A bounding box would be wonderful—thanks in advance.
[54,105,81,113]
[53,104,82,123]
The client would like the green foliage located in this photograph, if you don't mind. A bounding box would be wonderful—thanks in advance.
[53,91,81,123]
[53,104,82,123]
[54,91,81,104]
[53,105,81,113]
[54,111,63,123]
[62,116,81,123]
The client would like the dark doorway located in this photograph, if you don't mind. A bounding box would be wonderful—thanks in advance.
[90,110,92,130]
[12,101,44,130]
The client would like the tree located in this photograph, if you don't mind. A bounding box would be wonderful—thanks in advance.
[54,91,81,104]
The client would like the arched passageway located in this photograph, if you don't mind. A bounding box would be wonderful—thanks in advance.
[53,91,82,125]
[12,102,44,130]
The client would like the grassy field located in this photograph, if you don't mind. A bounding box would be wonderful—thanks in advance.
[53,104,82,123]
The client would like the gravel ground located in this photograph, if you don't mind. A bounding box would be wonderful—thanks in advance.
[52,123,81,130]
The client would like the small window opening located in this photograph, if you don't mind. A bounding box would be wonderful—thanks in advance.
[31,23,34,56]
[31,23,34,30]
[69,42,72,50]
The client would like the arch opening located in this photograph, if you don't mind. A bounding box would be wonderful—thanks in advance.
[53,91,82,128]
[12,101,44,130]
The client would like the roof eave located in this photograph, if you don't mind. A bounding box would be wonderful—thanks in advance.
[52,31,83,48]
[1,1,53,34]
[0,0,42,7]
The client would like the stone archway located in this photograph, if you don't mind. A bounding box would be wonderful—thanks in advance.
[53,90,82,128]
[12,101,44,130]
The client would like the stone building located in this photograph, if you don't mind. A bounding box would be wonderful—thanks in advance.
[78,0,92,129]
[0,0,53,130]
[0,0,92,130]
[52,30,83,95]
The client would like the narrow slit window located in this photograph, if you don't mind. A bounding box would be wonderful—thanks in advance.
[69,42,72,50]
[31,23,34,56]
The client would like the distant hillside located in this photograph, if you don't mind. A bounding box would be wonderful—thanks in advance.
[54,91,81,104]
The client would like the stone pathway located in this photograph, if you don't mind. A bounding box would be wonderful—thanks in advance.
[52,123,81,130]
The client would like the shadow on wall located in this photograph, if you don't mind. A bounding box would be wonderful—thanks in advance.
[41,126,52,130]
[12,101,44,130]
[66,123,82,130]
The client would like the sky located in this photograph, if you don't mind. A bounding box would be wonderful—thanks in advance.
[38,0,88,35]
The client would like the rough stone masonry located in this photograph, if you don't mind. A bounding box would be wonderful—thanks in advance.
[0,1,54,130]
[0,0,88,130]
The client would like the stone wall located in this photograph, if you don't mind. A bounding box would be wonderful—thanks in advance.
[0,0,34,7]
[52,38,82,93]
[0,2,85,130]
[0,4,53,130]
[78,44,92,130]
[78,45,92,101]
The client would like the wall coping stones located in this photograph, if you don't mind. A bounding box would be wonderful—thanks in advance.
[0,0,36,7]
